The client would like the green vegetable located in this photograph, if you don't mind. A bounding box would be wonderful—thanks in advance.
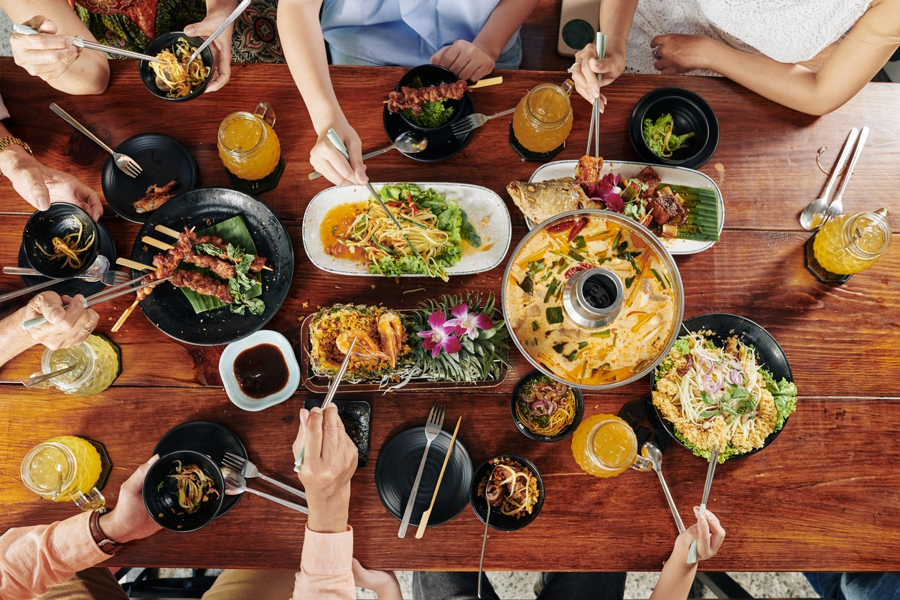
[642,113,695,158]
[625,275,635,289]
[568,249,586,261]
[518,275,534,296]
[650,268,667,289]
[573,235,587,249]
[531,320,540,332]
[546,307,564,325]
[591,330,612,338]
[527,260,546,277]
[763,370,799,430]
[552,343,567,354]
[673,338,690,355]
[543,279,559,303]
[459,209,482,247]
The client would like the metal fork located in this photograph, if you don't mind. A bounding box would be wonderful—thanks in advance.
[4,267,130,287]
[49,103,142,178]
[222,451,306,500]
[451,108,515,138]
[821,126,869,228]
[398,403,445,538]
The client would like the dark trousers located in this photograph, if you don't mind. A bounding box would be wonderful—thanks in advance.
[413,572,627,600]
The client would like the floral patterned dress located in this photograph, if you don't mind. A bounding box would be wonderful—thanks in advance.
[72,0,284,63]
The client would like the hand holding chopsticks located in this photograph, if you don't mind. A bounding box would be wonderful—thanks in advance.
[687,444,719,564]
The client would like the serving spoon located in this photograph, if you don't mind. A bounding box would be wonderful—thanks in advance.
[641,441,685,534]
[308,131,428,180]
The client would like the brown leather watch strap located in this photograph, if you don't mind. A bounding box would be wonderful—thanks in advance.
[89,509,122,555]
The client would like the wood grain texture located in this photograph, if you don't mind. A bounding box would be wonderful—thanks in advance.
[0,61,898,572]
[0,390,897,571]
[521,0,573,72]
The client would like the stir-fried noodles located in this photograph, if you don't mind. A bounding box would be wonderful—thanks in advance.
[164,460,218,515]
[37,218,94,270]
[151,38,210,99]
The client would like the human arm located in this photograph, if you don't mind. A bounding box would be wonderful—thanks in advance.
[0,457,160,600]
[571,0,638,107]
[4,1,109,95]
[292,405,359,600]
[0,292,100,368]
[648,508,726,600]
[352,560,403,600]
[183,0,238,93]
[431,0,541,82]
[278,0,367,187]
[650,0,900,115]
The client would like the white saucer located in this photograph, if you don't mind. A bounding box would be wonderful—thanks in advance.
[219,330,300,411]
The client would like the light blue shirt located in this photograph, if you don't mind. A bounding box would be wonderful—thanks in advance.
[321,0,519,67]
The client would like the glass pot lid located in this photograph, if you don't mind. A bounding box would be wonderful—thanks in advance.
[502,209,685,390]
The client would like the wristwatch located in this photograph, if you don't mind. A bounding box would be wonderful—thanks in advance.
[0,136,33,177]
[89,508,123,555]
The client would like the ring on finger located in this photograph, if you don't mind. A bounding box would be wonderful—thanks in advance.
[81,326,92,332]
[652,48,660,60]
[567,61,581,74]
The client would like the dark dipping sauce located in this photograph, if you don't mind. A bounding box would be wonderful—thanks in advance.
[233,343,288,399]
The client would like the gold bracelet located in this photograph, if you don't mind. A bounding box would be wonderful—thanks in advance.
[0,137,34,177]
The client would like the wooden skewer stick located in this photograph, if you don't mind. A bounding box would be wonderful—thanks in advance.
[154,224,181,239]
[382,76,503,102]
[151,225,273,271]
[111,300,139,333]
[117,257,155,272]
[143,236,173,251]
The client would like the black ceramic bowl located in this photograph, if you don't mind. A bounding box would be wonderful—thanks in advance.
[470,455,544,531]
[633,94,710,166]
[142,450,225,532]
[651,313,794,460]
[395,64,466,133]
[511,370,584,442]
[140,32,213,102]
[23,204,99,278]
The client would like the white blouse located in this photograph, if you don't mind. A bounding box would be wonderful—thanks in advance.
[626,0,873,74]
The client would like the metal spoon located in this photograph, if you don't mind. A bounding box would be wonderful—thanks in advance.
[477,466,498,599]
[221,467,308,514]
[641,441,685,534]
[309,132,427,180]
[22,364,81,388]
[800,128,859,230]
[0,256,109,304]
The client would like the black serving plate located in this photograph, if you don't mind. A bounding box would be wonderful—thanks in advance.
[630,87,718,169]
[142,450,224,532]
[651,313,794,460]
[17,221,115,299]
[139,32,213,102]
[375,426,472,528]
[153,421,247,518]
[303,399,371,468]
[470,455,545,531]
[22,204,99,279]
[383,94,474,163]
[510,370,584,442]
[102,133,198,223]
[130,187,293,346]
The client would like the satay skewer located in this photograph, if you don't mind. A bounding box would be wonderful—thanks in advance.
[151,226,273,271]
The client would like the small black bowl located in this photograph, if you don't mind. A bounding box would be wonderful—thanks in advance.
[142,450,225,532]
[140,32,213,102]
[635,95,709,166]
[394,64,466,133]
[651,313,794,460]
[470,455,544,531]
[23,204,99,278]
[511,370,584,442]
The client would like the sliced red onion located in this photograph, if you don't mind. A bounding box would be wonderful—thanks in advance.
[703,371,725,394]
[547,400,558,416]
[728,369,743,385]
[699,357,713,374]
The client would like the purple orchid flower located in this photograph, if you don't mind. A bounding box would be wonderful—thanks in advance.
[416,310,462,358]
[446,303,493,340]
[587,173,625,212]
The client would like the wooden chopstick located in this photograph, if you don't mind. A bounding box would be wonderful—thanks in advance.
[415,416,462,538]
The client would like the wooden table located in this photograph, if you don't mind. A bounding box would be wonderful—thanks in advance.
[0,59,898,572]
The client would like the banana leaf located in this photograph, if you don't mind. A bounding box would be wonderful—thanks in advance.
[666,185,720,242]
[179,216,263,314]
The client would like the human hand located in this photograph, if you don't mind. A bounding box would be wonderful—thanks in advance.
[99,455,163,544]
[352,559,402,600]
[673,507,725,563]
[650,34,710,75]
[20,292,99,350]
[184,0,237,93]
[431,40,495,82]
[572,43,625,111]
[0,145,103,220]
[11,16,82,83]
[292,405,358,533]
[310,120,367,186]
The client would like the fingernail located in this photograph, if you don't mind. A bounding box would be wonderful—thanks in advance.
[184,26,195,35]
[693,506,700,514]
[311,406,322,413]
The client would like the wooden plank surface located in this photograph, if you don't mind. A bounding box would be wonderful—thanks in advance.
[0,59,898,572]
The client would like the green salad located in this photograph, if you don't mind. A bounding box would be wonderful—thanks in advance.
[402,77,455,128]
[643,113,695,158]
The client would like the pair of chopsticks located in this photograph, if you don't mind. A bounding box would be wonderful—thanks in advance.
[22,272,167,330]
[687,444,719,564]
[586,32,607,158]
[415,416,462,538]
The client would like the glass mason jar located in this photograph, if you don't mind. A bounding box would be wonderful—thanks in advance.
[218,101,281,181]
[512,81,574,154]
[41,334,119,396]
[21,436,105,510]
[571,414,652,478]
[813,208,892,275]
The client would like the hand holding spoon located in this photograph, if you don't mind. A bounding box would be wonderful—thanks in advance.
[308,131,427,180]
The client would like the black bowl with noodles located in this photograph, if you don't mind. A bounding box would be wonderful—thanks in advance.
[142,450,224,532]
[470,455,544,531]
[394,64,466,136]
[23,204,99,279]
[139,32,213,102]
[511,370,584,442]
[651,313,794,460]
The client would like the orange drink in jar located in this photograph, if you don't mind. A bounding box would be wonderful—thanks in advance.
[218,101,281,181]
[21,436,105,509]
[571,414,652,477]
[512,81,574,154]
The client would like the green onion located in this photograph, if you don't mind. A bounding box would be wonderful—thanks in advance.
[546,307,564,324]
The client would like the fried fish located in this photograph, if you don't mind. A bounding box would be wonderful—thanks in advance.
[506,177,589,225]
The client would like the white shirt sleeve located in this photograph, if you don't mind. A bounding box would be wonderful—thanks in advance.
[0,93,10,121]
